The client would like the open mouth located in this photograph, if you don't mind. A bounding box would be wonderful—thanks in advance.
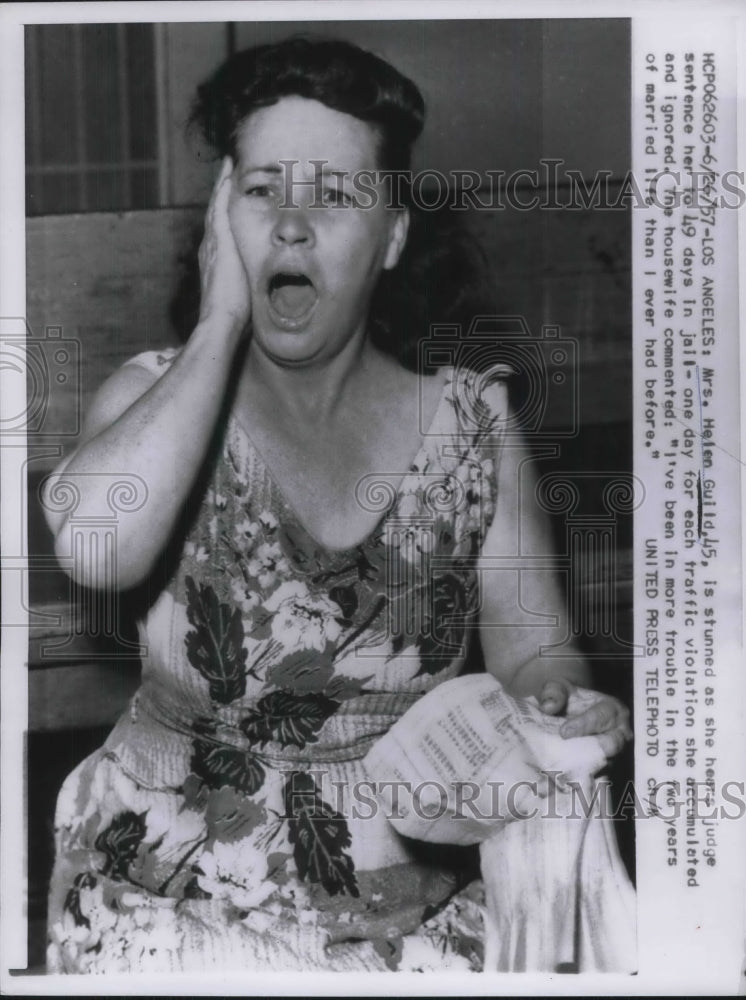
[267,272,318,325]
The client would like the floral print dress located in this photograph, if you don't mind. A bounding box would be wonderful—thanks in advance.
[47,349,511,974]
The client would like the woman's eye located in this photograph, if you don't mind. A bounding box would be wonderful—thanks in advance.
[321,187,352,208]
[244,184,276,199]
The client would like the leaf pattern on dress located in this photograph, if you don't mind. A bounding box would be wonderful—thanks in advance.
[240,691,340,749]
[190,719,265,795]
[94,810,148,881]
[127,834,166,891]
[184,575,248,704]
[283,771,359,898]
[323,673,373,701]
[431,514,458,556]
[204,786,266,844]
[183,874,212,900]
[328,583,358,624]
[354,542,388,591]
[277,522,325,574]
[415,570,469,677]
[372,933,403,971]
[265,646,335,694]
[249,607,273,641]
[63,872,97,928]
[47,367,510,972]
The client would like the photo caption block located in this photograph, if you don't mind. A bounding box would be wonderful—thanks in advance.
[632,15,744,989]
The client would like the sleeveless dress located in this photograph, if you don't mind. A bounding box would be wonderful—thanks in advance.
[47,349,511,974]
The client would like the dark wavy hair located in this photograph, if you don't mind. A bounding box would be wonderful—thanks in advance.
[172,35,493,370]
[190,36,425,173]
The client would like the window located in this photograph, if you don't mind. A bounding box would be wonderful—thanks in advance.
[25,23,161,214]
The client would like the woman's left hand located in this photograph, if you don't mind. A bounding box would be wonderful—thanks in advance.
[538,679,633,760]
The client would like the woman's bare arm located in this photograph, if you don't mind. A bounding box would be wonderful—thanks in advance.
[478,419,631,757]
[44,158,250,590]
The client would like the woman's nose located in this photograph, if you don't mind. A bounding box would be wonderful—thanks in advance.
[271,206,315,247]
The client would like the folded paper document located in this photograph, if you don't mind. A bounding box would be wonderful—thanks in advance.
[364,673,636,972]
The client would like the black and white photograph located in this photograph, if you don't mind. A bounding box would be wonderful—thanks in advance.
[0,1,743,994]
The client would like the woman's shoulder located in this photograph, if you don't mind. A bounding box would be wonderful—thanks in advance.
[442,362,514,438]
[372,357,513,445]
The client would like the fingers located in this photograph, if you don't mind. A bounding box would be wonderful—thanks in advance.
[538,678,570,716]
[561,698,617,737]
[206,157,234,228]
[212,155,233,199]
[197,155,251,332]
[560,696,632,743]
[200,157,234,272]
[556,693,633,763]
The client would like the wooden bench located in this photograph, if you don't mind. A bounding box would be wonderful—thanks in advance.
[25,202,635,967]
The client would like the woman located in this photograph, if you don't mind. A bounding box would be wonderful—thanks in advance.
[44,37,631,973]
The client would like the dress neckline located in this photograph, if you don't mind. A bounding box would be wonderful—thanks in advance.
[226,367,453,557]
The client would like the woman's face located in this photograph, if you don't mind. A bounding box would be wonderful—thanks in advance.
[228,95,409,367]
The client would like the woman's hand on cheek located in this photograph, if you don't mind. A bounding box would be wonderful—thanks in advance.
[538,678,633,760]
[198,156,252,335]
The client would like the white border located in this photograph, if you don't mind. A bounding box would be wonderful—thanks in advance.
[0,4,29,983]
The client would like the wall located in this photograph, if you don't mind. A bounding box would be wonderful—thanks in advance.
[164,18,629,205]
